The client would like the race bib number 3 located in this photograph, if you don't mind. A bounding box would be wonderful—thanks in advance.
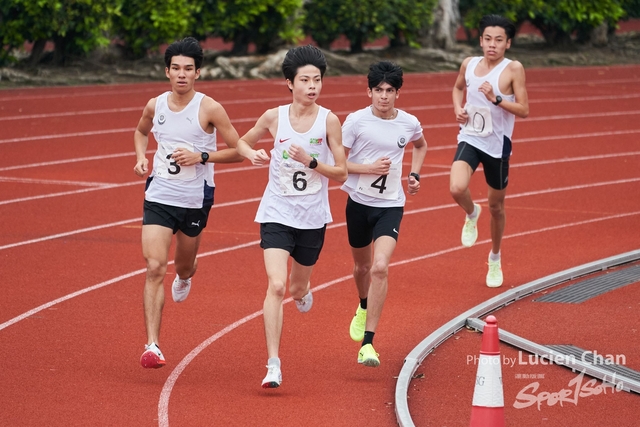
[155,142,197,180]
[356,162,401,200]
[279,162,322,196]
[462,104,493,137]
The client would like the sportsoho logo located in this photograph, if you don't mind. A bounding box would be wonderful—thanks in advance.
[467,350,627,410]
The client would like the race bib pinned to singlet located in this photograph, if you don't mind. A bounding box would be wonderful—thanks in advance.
[356,160,401,200]
[155,142,197,180]
[462,104,493,138]
[279,161,322,196]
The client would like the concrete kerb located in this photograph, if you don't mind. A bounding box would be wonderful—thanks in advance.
[394,249,640,427]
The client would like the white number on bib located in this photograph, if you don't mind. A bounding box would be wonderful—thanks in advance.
[279,161,322,196]
[356,162,401,200]
[155,142,197,180]
[462,104,493,137]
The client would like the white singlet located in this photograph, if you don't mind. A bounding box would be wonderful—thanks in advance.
[341,106,423,207]
[146,92,217,208]
[457,56,516,159]
[254,104,333,229]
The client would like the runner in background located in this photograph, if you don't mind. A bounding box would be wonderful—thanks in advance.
[449,14,529,288]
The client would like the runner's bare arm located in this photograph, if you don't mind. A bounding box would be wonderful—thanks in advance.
[133,98,156,177]
[453,57,472,124]
[236,108,278,166]
[407,135,427,195]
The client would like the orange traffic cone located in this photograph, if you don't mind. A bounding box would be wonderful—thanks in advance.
[470,315,505,427]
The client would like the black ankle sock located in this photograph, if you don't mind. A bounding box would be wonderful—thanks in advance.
[362,331,375,346]
[360,298,368,310]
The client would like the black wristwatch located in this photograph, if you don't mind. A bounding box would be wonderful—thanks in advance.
[200,152,209,164]
[492,95,502,106]
[309,158,318,169]
[409,172,420,182]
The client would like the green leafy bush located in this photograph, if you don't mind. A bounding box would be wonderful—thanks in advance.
[191,0,303,55]
[110,0,196,59]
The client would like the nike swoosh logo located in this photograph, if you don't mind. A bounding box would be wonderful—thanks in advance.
[279,138,290,143]
[393,228,398,234]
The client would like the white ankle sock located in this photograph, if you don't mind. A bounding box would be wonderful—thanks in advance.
[489,251,501,262]
[467,204,478,219]
[268,357,281,368]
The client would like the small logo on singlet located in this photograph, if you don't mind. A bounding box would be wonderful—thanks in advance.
[279,138,290,143]
[397,136,407,148]
[465,79,470,87]
[186,117,193,124]
[282,151,289,159]
[309,138,323,145]
[158,114,166,125]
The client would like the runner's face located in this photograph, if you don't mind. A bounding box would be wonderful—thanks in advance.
[165,55,200,94]
[287,65,323,104]
[368,82,398,115]
[480,26,511,61]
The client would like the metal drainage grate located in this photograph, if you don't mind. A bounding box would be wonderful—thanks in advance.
[535,264,640,303]
[547,344,640,383]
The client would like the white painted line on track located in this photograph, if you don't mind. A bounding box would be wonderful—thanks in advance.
[1,158,638,248]
[3,93,638,123]
[156,208,640,427]
[2,179,639,332]
[3,107,640,145]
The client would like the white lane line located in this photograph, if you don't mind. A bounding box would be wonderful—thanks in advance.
[1,161,638,249]
[0,177,112,186]
[3,93,639,122]
[3,108,640,145]
[1,179,638,331]
[156,209,640,427]
[0,74,637,103]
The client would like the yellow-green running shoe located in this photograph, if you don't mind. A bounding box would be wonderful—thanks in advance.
[461,203,481,247]
[349,306,367,341]
[486,257,503,288]
[357,343,380,367]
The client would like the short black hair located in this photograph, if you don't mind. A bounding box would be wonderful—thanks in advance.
[164,37,204,69]
[479,15,516,40]
[281,45,327,82]
[368,61,403,90]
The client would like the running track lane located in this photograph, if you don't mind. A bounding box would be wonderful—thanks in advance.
[0,65,639,426]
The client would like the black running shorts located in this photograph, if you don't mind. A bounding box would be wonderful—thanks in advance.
[142,200,211,237]
[260,222,326,267]
[453,141,510,190]
[345,196,404,248]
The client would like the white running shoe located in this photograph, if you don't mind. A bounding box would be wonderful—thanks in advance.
[486,257,504,288]
[461,204,481,247]
[140,342,166,369]
[172,275,192,303]
[295,290,313,313]
[262,364,282,388]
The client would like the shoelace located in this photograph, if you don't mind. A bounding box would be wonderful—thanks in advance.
[487,262,501,274]
[176,279,189,290]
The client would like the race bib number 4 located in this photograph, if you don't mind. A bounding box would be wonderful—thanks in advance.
[462,104,493,137]
[356,162,401,200]
[279,161,322,196]
[155,142,197,180]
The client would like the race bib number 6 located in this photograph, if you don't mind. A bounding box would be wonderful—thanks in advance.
[156,142,197,180]
[279,161,322,196]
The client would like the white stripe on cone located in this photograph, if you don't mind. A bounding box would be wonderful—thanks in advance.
[472,354,504,407]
